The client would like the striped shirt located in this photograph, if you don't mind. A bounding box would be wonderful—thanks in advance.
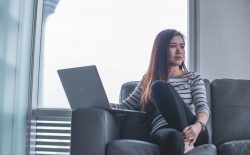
[112,72,210,135]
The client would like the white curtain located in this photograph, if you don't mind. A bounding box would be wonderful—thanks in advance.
[0,0,35,154]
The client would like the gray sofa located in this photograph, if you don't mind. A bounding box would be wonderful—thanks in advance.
[70,79,250,155]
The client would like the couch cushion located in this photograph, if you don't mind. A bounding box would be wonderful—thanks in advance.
[186,144,217,155]
[107,139,160,155]
[218,140,250,155]
[211,79,250,145]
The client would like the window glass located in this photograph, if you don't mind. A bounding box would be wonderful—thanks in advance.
[0,0,35,154]
[40,0,187,108]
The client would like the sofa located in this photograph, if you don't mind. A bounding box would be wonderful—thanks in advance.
[70,79,250,155]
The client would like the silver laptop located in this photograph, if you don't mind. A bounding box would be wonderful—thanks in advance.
[57,65,139,113]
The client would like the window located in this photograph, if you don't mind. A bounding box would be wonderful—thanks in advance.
[38,0,187,108]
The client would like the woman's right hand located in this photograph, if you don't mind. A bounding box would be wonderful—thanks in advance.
[182,123,202,145]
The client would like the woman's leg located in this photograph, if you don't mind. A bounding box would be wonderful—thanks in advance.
[151,80,208,146]
[150,128,184,155]
[151,80,195,131]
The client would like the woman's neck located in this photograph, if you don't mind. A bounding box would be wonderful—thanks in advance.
[168,67,185,78]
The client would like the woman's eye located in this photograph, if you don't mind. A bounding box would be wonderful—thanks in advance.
[180,45,185,48]
[169,44,176,48]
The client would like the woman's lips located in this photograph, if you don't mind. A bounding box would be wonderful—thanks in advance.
[175,56,182,60]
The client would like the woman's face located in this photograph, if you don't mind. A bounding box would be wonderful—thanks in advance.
[168,35,185,67]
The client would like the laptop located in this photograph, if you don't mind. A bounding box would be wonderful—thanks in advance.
[57,65,141,114]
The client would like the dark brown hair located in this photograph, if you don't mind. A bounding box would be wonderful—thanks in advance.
[141,29,187,109]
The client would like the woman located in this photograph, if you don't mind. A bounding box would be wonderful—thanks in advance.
[111,29,209,154]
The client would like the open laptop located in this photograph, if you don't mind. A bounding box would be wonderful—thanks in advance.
[57,65,140,114]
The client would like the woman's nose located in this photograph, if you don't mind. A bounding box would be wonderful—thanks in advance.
[176,45,184,53]
[176,46,181,53]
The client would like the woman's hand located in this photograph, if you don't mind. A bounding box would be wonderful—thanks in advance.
[182,122,202,145]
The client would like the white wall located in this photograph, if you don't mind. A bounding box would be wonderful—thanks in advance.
[196,0,250,81]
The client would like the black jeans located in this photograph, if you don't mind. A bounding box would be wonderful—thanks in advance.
[149,80,208,155]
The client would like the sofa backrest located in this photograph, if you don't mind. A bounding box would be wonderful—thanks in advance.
[119,80,213,143]
[118,81,150,141]
[204,79,213,144]
[211,79,250,145]
[119,81,139,102]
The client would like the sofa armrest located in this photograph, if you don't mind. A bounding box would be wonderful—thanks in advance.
[118,111,149,141]
[70,108,121,155]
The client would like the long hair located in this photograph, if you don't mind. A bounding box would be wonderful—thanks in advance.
[140,29,187,109]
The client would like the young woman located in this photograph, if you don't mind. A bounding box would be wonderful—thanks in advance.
[111,29,209,154]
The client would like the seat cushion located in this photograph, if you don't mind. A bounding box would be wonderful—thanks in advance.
[107,139,160,155]
[186,144,217,155]
[217,140,250,155]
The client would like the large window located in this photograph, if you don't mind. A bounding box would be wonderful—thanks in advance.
[39,0,187,108]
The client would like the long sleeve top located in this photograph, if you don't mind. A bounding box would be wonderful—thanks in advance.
[111,72,210,135]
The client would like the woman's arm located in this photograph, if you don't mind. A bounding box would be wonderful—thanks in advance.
[183,112,208,145]
[183,73,210,145]
[196,112,208,130]
[110,80,143,111]
[191,73,210,119]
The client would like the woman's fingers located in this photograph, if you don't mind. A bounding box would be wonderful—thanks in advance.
[190,139,196,145]
[183,125,197,142]
[183,128,194,136]
[183,123,202,146]
[183,126,191,132]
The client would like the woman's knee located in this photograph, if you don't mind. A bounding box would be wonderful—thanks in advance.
[151,128,183,144]
[163,129,182,143]
[151,80,174,95]
[151,80,166,93]
[167,129,183,144]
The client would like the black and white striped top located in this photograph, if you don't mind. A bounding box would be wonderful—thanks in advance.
[112,72,209,135]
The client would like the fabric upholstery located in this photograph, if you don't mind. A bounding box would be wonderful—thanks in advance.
[211,79,250,145]
[186,144,217,155]
[71,108,121,155]
[70,79,250,155]
[107,139,160,155]
[218,140,250,155]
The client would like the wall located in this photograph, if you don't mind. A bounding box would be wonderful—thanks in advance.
[196,0,250,81]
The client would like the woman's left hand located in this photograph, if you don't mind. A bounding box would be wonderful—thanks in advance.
[182,123,202,145]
